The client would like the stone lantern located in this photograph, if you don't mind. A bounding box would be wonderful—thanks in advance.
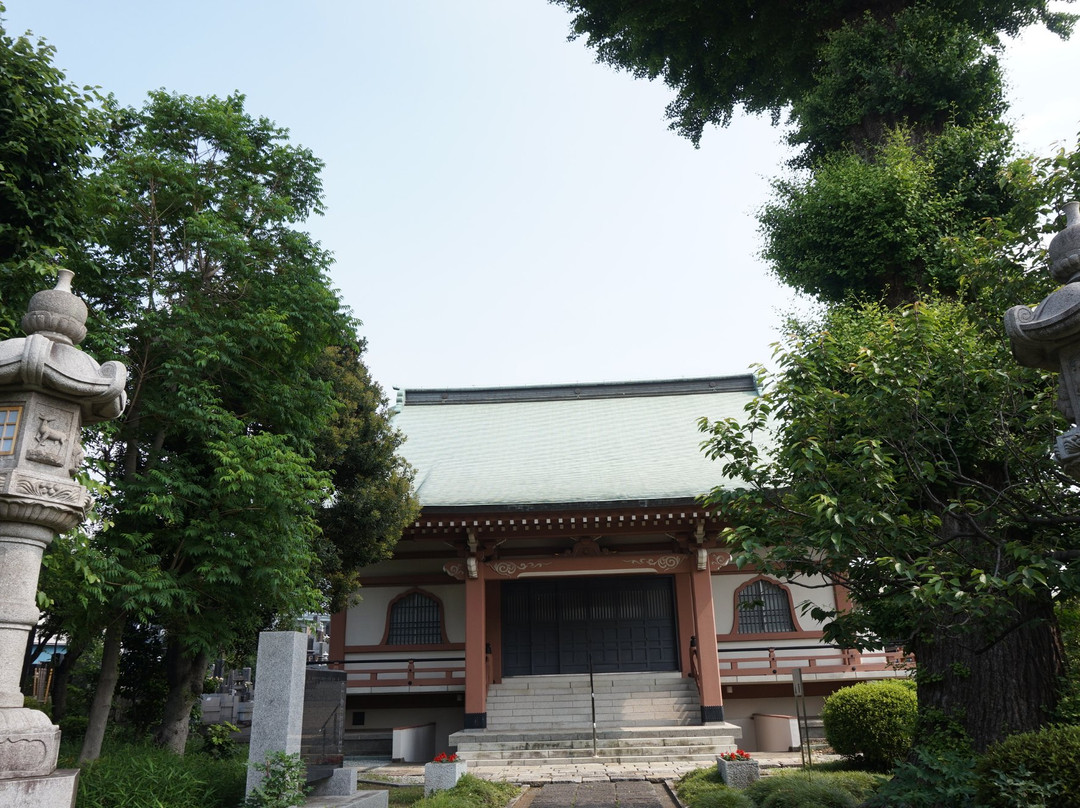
[0,270,126,804]
[1005,202,1080,479]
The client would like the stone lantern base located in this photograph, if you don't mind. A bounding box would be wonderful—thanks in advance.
[0,708,75,807]
[0,768,79,807]
[0,708,61,777]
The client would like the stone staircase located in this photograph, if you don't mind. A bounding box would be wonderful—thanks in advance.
[450,672,741,767]
[805,717,829,751]
[485,671,700,730]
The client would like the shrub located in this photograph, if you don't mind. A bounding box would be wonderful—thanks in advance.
[975,724,1080,808]
[23,695,52,716]
[59,713,89,740]
[245,751,309,808]
[864,746,977,808]
[201,721,240,759]
[821,680,916,769]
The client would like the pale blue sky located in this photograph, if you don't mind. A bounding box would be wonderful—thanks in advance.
[4,1,1078,395]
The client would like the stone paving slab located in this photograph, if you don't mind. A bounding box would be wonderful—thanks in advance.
[519,780,678,808]
[348,751,836,787]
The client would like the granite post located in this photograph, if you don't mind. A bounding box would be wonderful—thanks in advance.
[1006,202,1080,478]
[245,631,308,796]
[0,270,127,806]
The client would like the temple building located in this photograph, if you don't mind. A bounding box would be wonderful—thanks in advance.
[330,376,909,763]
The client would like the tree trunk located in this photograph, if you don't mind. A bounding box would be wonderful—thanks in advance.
[49,638,86,725]
[153,641,209,755]
[20,628,41,696]
[912,592,1063,753]
[79,617,124,764]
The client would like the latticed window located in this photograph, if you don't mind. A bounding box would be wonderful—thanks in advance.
[737,580,795,633]
[0,408,21,455]
[386,591,442,645]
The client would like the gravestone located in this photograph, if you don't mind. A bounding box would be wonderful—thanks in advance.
[245,631,307,795]
[302,667,346,781]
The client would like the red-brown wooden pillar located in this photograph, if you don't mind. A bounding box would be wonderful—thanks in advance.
[464,566,487,728]
[691,564,725,723]
[329,610,346,671]
[675,573,696,678]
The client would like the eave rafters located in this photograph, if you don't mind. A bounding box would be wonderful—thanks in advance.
[403,506,726,541]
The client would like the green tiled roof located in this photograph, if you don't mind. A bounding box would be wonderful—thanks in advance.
[393,376,762,509]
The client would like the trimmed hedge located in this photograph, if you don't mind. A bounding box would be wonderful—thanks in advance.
[821,680,916,769]
[975,724,1080,808]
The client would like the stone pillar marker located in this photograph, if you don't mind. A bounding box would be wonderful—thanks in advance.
[1006,202,1080,478]
[0,270,127,806]
[246,631,308,796]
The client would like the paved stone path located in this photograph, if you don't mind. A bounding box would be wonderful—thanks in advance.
[350,752,837,807]
[517,780,678,808]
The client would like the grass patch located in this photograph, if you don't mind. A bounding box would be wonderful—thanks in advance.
[675,766,754,807]
[386,785,426,805]
[359,775,518,807]
[413,774,521,807]
[72,740,246,808]
[676,764,889,808]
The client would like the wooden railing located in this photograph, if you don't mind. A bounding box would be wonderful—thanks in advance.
[330,657,466,689]
[331,644,911,692]
[716,644,912,676]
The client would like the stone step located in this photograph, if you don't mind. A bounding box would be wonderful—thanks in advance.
[461,743,735,760]
[483,717,700,729]
[464,750,732,767]
[488,674,693,692]
[450,724,741,765]
[485,673,701,731]
[459,736,735,752]
[454,726,736,743]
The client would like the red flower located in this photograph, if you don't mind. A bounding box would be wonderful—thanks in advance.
[433,752,459,763]
[719,750,752,761]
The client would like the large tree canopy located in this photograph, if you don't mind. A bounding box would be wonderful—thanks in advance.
[2,11,417,756]
[553,0,1072,147]
[18,89,417,759]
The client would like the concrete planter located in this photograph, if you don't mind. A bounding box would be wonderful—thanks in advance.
[424,760,467,795]
[717,757,760,789]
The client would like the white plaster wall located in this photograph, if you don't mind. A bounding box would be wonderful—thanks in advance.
[722,695,827,753]
[712,572,835,635]
[345,584,465,646]
[348,707,465,757]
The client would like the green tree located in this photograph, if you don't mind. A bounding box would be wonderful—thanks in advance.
[63,90,413,758]
[701,292,1078,749]
[552,0,1077,752]
[0,6,103,335]
[552,0,1070,147]
[313,342,418,612]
